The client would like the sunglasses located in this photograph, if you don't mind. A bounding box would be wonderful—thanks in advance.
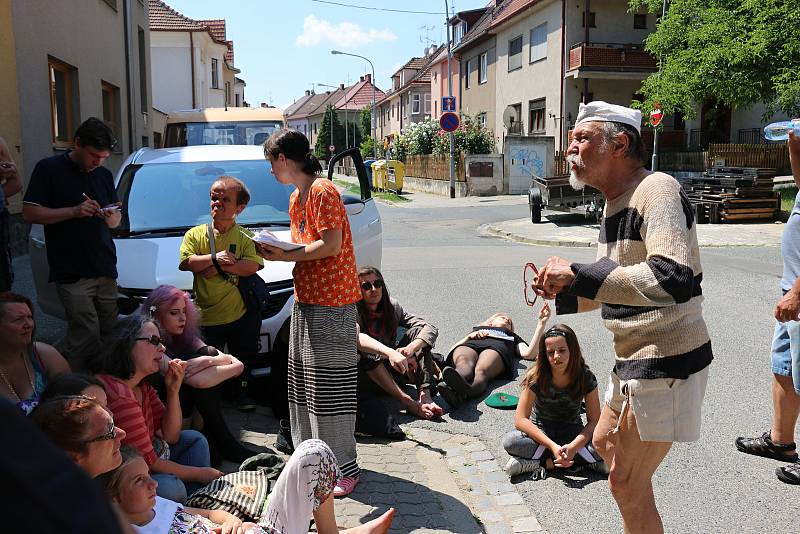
[136,335,164,347]
[360,280,384,292]
[85,421,117,443]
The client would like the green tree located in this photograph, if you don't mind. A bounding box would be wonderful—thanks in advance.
[314,105,347,160]
[360,106,372,138]
[629,0,800,120]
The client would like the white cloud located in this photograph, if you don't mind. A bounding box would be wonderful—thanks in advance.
[295,14,397,48]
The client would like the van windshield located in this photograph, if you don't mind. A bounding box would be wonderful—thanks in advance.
[165,121,284,147]
[115,159,294,234]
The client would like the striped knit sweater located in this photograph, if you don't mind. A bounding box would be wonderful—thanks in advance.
[556,172,713,380]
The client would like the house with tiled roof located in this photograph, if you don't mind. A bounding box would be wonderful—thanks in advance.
[148,0,243,114]
[285,75,384,149]
[376,46,442,141]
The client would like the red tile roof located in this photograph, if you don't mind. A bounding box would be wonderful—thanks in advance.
[198,18,226,41]
[333,78,386,111]
[488,0,541,30]
[148,0,209,32]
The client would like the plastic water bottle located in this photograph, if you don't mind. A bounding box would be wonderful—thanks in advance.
[764,119,800,141]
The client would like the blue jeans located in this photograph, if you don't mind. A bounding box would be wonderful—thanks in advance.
[152,429,210,504]
[771,320,800,394]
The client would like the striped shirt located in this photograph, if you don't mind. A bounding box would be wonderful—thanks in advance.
[556,172,713,380]
[98,374,165,465]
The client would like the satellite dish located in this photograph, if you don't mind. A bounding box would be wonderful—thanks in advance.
[502,105,520,129]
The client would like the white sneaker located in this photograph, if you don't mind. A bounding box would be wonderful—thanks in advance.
[505,456,540,477]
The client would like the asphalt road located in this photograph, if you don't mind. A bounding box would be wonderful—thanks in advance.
[17,193,792,533]
[374,197,789,534]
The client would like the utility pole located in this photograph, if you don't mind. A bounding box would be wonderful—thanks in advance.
[445,0,456,198]
[651,0,667,172]
[331,51,377,159]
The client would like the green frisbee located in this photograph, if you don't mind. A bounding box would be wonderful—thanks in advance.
[485,392,519,409]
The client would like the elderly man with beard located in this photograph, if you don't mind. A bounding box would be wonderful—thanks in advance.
[533,102,712,534]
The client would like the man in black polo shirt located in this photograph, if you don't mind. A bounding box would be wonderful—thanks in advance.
[23,118,121,368]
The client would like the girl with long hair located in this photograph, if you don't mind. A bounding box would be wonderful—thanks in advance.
[502,321,607,479]
[142,285,254,463]
[257,129,362,497]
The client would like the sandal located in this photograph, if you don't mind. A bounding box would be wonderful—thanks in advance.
[442,366,471,396]
[776,461,800,485]
[735,431,798,461]
[333,476,359,497]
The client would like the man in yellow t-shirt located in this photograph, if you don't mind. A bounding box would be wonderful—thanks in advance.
[179,176,263,411]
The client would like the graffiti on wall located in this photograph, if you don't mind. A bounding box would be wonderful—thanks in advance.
[509,147,544,178]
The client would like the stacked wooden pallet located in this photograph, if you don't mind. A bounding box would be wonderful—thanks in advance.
[686,167,778,224]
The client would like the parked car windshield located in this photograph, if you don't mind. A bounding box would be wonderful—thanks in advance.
[115,159,294,234]
[165,121,284,147]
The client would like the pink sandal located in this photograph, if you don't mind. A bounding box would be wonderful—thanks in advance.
[333,475,359,497]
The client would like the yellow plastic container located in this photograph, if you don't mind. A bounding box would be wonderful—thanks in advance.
[370,160,405,192]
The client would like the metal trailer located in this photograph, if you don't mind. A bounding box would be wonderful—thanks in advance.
[528,174,604,223]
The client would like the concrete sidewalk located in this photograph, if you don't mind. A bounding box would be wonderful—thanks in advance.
[481,212,785,248]
[226,407,548,534]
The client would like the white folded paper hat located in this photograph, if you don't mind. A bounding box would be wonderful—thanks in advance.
[575,101,642,133]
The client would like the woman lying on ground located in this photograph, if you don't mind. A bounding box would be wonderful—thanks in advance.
[143,285,255,464]
[502,321,608,479]
[437,304,550,408]
[91,314,223,504]
[356,266,443,419]
[104,441,395,534]
[0,292,70,414]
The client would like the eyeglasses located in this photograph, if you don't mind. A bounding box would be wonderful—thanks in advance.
[360,280,384,292]
[85,421,117,443]
[136,335,164,347]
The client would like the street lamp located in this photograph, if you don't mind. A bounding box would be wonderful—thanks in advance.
[331,50,377,159]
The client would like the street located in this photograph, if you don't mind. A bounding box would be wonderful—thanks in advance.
[16,192,791,533]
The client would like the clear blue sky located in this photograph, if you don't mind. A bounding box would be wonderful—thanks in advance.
[165,0,487,109]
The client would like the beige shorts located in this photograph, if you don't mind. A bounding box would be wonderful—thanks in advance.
[604,366,709,443]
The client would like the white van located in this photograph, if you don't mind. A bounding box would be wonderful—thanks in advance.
[164,107,284,147]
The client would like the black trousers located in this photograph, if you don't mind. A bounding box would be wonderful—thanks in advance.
[202,310,261,374]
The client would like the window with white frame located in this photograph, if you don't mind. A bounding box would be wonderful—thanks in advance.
[479,52,487,83]
[412,94,421,114]
[530,23,547,63]
[465,58,472,89]
[211,58,219,89]
[508,35,523,71]
[528,98,546,134]
[477,113,487,128]
[424,93,431,115]
[453,20,467,44]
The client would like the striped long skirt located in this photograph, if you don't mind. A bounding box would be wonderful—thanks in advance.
[287,301,360,478]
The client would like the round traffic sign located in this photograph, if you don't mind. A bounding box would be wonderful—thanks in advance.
[329,145,336,153]
[439,112,460,132]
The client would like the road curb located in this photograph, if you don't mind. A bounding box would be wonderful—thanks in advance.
[479,223,597,248]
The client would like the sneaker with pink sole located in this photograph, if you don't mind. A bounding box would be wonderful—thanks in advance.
[333,475,359,497]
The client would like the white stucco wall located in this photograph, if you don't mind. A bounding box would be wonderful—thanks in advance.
[151,31,193,112]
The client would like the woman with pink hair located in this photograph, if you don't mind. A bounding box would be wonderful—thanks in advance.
[142,285,254,463]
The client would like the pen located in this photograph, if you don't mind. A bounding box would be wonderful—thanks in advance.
[82,193,92,202]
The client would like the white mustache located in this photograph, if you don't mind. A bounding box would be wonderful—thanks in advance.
[566,153,584,169]
[567,154,586,190]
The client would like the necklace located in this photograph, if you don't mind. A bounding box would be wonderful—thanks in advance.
[0,352,34,402]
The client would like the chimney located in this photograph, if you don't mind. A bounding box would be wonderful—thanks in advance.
[360,75,364,82]
[340,83,345,90]
[305,90,311,96]
[365,73,371,83]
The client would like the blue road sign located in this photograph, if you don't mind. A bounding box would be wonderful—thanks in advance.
[442,96,456,112]
[439,112,460,132]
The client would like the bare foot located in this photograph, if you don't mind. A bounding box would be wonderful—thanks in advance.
[342,508,395,534]
[401,396,433,419]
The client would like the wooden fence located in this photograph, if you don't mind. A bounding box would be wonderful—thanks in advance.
[708,144,789,171]
[404,154,466,182]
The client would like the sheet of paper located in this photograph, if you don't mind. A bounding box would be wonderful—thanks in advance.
[241,229,303,251]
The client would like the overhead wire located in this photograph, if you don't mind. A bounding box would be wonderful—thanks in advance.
[309,0,446,15]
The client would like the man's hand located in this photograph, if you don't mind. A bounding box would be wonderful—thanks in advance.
[775,290,800,322]
[533,256,575,299]
[72,198,101,218]
[215,250,237,265]
[0,160,17,180]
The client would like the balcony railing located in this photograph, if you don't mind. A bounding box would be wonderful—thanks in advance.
[568,42,658,72]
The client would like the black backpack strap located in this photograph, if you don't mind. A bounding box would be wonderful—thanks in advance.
[207,223,229,280]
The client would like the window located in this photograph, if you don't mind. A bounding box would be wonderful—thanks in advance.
[582,12,596,28]
[580,92,594,104]
[478,113,487,128]
[225,82,231,105]
[464,58,472,89]
[153,131,163,148]
[508,36,523,71]
[479,52,487,83]
[141,136,149,147]
[528,98,546,134]
[138,28,148,109]
[235,93,241,107]
[530,23,547,63]
[48,57,78,147]
[509,103,523,134]
[412,94,421,114]
[633,14,647,29]
[424,93,431,115]
[453,21,467,44]
[211,58,219,89]
[101,81,121,147]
